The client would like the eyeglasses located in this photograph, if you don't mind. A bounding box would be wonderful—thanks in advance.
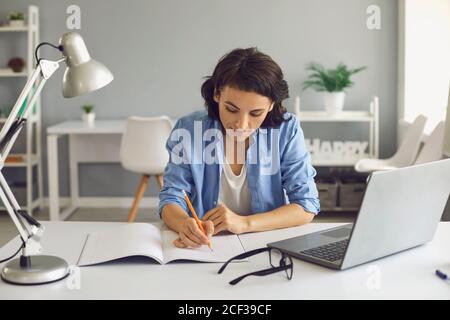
[218,247,293,285]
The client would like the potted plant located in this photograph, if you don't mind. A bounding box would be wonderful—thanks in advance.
[302,63,367,115]
[8,12,25,27]
[81,105,95,126]
[7,57,25,73]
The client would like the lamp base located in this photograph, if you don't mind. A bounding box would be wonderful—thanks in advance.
[1,255,69,285]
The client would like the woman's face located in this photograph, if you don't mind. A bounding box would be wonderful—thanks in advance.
[214,86,274,141]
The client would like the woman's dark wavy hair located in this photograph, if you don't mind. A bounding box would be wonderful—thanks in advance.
[201,47,290,128]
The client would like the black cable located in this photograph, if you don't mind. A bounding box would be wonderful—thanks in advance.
[0,240,25,264]
[34,42,63,66]
[0,211,39,265]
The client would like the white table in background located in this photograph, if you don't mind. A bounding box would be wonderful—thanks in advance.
[47,120,127,221]
[0,222,449,300]
[47,119,177,222]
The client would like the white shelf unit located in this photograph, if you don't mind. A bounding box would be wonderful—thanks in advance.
[0,69,27,77]
[298,96,379,212]
[0,6,44,215]
[298,96,379,167]
[0,26,29,33]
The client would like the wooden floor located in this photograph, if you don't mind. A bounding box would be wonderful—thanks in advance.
[0,208,356,247]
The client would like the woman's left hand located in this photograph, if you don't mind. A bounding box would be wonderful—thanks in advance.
[202,203,249,235]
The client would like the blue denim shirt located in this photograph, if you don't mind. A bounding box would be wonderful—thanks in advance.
[158,110,320,219]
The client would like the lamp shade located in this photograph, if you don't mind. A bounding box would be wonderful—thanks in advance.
[59,32,113,98]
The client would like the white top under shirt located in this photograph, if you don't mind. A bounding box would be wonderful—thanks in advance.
[218,155,252,215]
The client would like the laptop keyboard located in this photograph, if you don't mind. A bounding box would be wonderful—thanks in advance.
[300,239,349,262]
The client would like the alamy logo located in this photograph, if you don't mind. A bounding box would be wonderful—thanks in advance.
[366,5,381,30]
[168,122,281,175]
[66,265,81,290]
[66,5,81,30]
[366,265,381,290]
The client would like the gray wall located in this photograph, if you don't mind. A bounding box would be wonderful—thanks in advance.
[0,0,397,198]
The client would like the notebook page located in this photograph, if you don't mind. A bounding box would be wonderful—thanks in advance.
[77,223,164,266]
[161,229,246,263]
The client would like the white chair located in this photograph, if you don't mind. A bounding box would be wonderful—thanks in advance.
[355,115,427,172]
[120,116,173,222]
[414,121,445,165]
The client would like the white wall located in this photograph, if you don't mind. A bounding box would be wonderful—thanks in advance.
[0,0,398,197]
[444,89,450,157]
[398,0,450,135]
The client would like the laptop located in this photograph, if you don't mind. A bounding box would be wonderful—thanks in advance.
[268,158,450,270]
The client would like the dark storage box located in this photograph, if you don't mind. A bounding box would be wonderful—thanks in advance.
[339,176,367,209]
[316,177,338,210]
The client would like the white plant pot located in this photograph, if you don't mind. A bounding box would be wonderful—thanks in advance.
[323,92,346,115]
[82,113,96,126]
[9,20,25,27]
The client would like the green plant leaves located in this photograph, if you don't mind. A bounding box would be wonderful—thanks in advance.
[8,12,24,20]
[302,63,367,92]
[82,105,94,113]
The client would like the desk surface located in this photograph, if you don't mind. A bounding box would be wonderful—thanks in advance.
[0,221,449,300]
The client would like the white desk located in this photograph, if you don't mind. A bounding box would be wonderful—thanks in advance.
[47,120,127,221]
[1,222,449,299]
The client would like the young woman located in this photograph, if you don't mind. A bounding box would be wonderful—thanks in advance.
[159,48,320,248]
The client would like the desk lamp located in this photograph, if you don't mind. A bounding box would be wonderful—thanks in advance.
[0,32,113,285]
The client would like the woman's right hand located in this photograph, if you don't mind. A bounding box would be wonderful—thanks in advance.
[173,217,214,248]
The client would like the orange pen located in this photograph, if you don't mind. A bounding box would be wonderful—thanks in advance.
[182,190,213,251]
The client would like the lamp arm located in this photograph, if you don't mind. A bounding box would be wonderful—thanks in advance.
[0,58,64,256]
[0,65,42,145]
[0,59,63,161]
[0,174,31,244]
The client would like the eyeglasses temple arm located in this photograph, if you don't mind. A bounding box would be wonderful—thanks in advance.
[229,264,291,285]
[217,247,270,274]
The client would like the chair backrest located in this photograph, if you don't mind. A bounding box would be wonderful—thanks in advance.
[120,116,173,174]
[414,121,445,165]
[391,115,427,166]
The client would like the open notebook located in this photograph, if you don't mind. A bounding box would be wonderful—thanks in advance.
[77,223,246,266]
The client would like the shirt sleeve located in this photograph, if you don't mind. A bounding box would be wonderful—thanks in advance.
[280,116,320,214]
[157,119,193,218]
